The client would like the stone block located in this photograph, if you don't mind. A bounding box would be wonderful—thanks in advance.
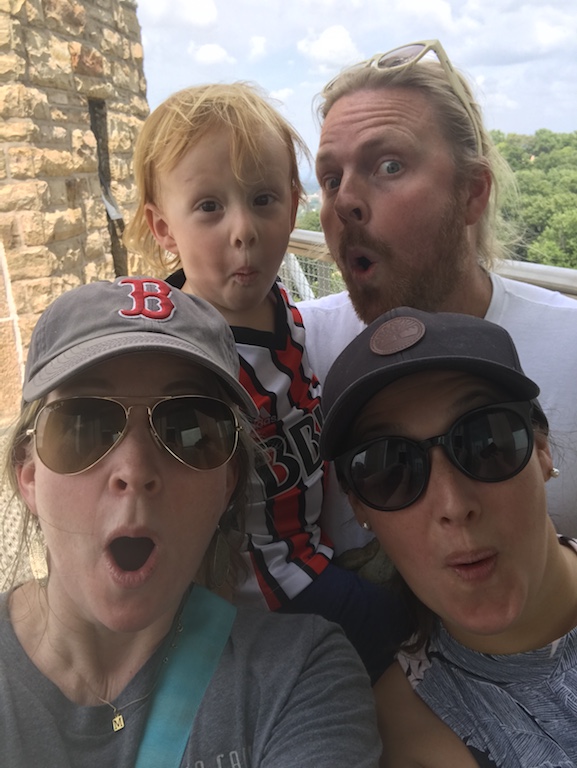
[37,123,68,145]
[131,41,143,62]
[85,228,107,258]
[112,59,137,92]
[59,176,89,208]
[7,146,38,178]
[17,209,46,246]
[110,155,131,182]
[26,31,74,89]
[107,119,131,153]
[84,253,115,282]
[0,180,48,212]
[37,148,74,176]
[0,118,38,141]
[0,84,50,120]
[8,246,55,281]
[89,3,112,28]
[71,129,98,172]
[84,196,107,228]
[0,51,25,78]
[0,16,13,50]
[23,0,44,23]
[117,4,140,37]
[44,207,84,242]
[0,214,18,247]
[6,0,26,13]
[43,0,85,35]
[100,26,122,57]
[73,76,114,100]
[69,41,104,77]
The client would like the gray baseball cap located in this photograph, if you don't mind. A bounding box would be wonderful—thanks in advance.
[321,306,541,460]
[23,276,257,416]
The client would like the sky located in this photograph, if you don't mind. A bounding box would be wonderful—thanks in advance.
[135,0,577,183]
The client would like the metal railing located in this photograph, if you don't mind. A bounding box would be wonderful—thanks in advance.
[281,229,577,302]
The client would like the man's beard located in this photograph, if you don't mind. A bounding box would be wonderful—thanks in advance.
[336,192,471,325]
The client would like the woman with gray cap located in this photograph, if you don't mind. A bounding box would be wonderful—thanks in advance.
[321,306,576,768]
[0,276,380,767]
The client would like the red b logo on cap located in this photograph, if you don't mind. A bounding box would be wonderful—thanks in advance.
[118,278,176,320]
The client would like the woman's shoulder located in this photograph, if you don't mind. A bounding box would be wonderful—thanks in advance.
[374,662,480,768]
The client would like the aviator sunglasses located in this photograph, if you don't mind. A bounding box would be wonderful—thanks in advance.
[325,39,482,154]
[27,395,241,475]
[336,402,534,512]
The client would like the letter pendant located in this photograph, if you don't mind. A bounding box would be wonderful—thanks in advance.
[112,713,125,732]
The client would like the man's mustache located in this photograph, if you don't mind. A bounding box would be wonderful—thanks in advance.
[338,226,393,264]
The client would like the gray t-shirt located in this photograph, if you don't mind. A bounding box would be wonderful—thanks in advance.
[0,592,381,767]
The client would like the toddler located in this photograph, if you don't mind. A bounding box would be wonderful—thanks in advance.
[124,82,408,682]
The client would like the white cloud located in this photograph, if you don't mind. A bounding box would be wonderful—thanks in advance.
[188,43,236,65]
[249,35,267,60]
[297,25,362,71]
[270,88,294,104]
[137,0,577,150]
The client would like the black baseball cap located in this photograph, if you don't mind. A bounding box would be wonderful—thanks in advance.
[320,306,541,460]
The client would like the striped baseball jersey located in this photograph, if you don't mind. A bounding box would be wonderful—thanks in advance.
[232,281,333,609]
[166,271,333,609]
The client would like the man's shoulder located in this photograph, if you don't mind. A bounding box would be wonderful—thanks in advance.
[488,273,577,337]
[491,272,577,312]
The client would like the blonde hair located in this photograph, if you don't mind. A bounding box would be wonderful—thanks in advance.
[1,400,45,591]
[124,82,310,272]
[317,60,519,269]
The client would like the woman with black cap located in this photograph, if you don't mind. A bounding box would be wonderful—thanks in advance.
[321,306,576,768]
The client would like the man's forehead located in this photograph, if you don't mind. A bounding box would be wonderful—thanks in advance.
[316,87,438,162]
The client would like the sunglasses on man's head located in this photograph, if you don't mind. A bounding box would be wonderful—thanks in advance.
[325,39,482,155]
[336,402,534,512]
[27,395,241,475]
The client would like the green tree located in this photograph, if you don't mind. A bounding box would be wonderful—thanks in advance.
[296,209,322,232]
[527,209,577,268]
[496,129,577,268]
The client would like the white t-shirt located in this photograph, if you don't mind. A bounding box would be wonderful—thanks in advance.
[298,273,577,552]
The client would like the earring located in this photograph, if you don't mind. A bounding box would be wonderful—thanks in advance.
[550,467,560,478]
[360,520,372,531]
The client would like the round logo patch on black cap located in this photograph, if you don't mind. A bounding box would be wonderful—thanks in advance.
[370,317,425,356]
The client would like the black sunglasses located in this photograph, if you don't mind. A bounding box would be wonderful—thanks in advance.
[335,402,534,511]
[27,395,241,475]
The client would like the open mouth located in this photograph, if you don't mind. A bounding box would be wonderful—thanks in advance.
[109,537,155,572]
[355,255,373,272]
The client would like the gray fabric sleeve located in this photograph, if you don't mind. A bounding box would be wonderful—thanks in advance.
[258,616,382,768]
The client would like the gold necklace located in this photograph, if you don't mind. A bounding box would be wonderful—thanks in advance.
[90,616,183,732]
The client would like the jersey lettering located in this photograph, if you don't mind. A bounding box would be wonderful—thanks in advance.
[118,277,175,319]
[287,405,323,476]
[257,435,302,496]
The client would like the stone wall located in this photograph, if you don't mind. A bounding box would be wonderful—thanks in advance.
[0,0,149,424]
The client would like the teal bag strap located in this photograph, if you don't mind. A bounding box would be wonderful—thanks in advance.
[135,586,237,768]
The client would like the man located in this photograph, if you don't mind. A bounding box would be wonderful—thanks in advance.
[298,41,577,553]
